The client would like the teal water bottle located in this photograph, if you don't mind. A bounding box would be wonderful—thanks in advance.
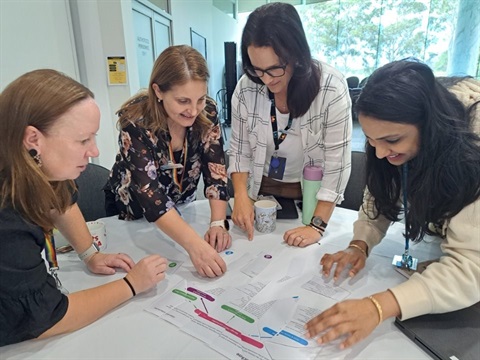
[302,165,323,225]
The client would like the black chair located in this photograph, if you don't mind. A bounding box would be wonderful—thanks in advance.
[338,151,367,211]
[75,163,110,221]
[224,153,234,197]
[346,76,360,89]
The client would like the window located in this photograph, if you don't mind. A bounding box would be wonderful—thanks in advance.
[295,0,478,80]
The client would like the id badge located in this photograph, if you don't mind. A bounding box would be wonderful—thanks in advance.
[160,161,184,170]
[268,155,286,180]
[392,254,418,271]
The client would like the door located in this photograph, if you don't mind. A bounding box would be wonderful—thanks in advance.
[132,0,172,89]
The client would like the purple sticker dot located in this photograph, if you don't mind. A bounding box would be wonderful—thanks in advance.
[264,254,272,259]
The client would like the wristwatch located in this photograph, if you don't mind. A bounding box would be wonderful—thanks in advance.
[310,216,328,230]
[210,219,230,231]
[77,242,100,261]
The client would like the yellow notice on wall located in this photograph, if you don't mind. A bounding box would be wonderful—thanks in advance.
[107,56,127,85]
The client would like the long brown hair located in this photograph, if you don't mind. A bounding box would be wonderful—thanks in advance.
[117,45,212,137]
[0,69,94,231]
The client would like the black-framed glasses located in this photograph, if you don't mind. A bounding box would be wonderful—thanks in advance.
[245,63,288,78]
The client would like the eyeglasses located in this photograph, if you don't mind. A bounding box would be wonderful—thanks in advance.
[245,63,288,78]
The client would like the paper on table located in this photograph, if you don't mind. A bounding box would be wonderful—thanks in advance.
[301,275,350,301]
[145,278,324,360]
[165,259,183,274]
[240,251,276,278]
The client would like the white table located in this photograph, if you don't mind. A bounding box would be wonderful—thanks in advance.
[0,201,442,359]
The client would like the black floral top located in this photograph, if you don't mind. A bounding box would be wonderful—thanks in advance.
[106,98,229,222]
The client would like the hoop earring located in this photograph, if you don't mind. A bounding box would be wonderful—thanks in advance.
[28,149,42,167]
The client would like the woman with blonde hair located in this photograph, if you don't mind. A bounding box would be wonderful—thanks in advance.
[106,45,231,277]
[0,69,167,347]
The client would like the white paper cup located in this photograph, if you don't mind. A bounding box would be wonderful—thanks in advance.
[254,199,277,233]
[87,221,107,251]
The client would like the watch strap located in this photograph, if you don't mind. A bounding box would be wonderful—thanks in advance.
[78,242,99,261]
[310,216,328,229]
[210,219,229,230]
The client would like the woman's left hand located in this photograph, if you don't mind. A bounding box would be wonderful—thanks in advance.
[85,252,136,275]
[204,227,232,252]
[304,298,380,349]
[283,226,322,247]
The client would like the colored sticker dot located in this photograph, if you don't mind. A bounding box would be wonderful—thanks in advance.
[264,254,272,259]
[169,262,177,268]
[225,250,234,255]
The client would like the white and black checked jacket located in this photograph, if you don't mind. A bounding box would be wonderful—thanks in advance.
[228,61,352,204]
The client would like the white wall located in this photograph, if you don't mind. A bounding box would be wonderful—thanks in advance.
[0,0,239,169]
[0,0,78,88]
[170,0,238,98]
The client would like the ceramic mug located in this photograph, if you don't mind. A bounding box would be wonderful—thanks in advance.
[254,199,277,233]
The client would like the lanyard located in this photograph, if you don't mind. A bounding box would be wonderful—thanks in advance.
[44,231,68,294]
[268,91,293,151]
[168,137,188,192]
[401,163,413,268]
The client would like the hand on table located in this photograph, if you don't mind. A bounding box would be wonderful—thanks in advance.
[85,252,136,275]
[187,240,227,277]
[321,242,368,280]
[231,195,254,240]
[204,226,232,252]
[304,297,380,349]
[124,254,168,294]
[283,226,322,247]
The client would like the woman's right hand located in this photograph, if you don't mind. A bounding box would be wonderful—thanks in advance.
[124,254,167,294]
[186,239,227,278]
[320,241,368,280]
[232,194,255,240]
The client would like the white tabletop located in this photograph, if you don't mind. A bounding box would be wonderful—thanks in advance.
[1,201,443,359]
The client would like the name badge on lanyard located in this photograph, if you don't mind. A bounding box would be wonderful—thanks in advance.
[268,91,293,181]
[392,163,418,270]
[160,138,188,192]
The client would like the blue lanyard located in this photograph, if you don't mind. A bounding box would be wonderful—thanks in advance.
[401,163,413,268]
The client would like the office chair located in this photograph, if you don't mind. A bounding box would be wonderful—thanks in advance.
[338,151,367,211]
[346,76,360,89]
[215,88,228,141]
[75,163,110,221]
[224,153,234,197]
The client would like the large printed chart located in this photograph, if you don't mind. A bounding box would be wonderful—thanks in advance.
[146,254,351,360]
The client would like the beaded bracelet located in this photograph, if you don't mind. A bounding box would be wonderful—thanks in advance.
[367,296,383,325]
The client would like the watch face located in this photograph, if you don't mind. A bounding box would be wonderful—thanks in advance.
[311,216,325,227]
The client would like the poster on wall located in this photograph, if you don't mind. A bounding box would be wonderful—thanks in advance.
[190,28,207,60]
[107,56,127,85]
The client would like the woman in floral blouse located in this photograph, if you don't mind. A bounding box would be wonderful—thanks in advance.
[105,45,231,277]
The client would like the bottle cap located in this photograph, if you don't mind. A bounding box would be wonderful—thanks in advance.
[303,165,323,181]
